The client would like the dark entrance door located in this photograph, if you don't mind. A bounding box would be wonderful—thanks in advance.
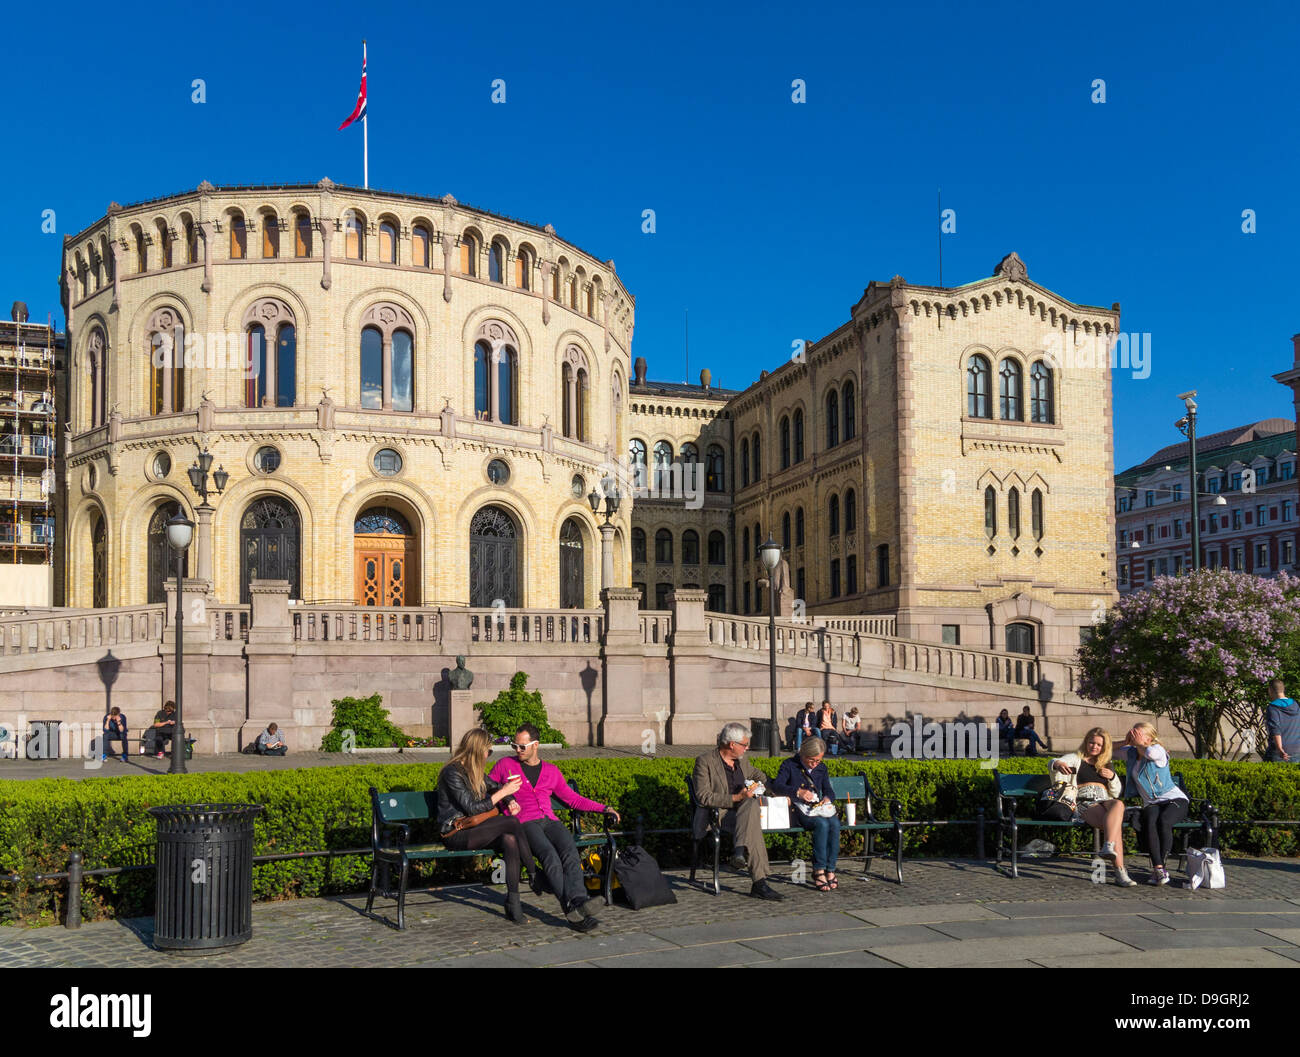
[559,516,584,608]
[469,505,518,607]
[147,502,188,604]
[240,496,300,603]
[92,512,107,608]
[1006,622,1036,655]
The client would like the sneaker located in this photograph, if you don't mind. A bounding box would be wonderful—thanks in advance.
[155,752,165,759]
[1146,870,1164,885]
[1098,842,1118,863]
[750,880,784,902]
[1113,866,1137,887]
[1156,867,1171,886]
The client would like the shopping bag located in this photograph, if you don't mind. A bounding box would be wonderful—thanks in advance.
[1185,847,1226,890]
[759,796,791,830]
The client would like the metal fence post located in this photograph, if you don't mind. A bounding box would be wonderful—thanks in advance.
[65,850,82,930]
[975,807,985,860]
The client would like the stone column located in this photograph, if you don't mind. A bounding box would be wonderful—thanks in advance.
[110,241,122,310]
[665,589,716,745]
[381,336,393,409]
[598,586,648,746]
[320,220,333,290]
[240,580,296,751]
[195,503,214,583]
[599,522,615,593]
[199,221,213,292]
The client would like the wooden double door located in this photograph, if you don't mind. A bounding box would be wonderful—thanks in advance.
[353,507,417,606]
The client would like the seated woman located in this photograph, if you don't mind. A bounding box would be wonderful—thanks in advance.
[1050,727,1135,887]
[772,736,842,892]
[1123,722,1189,886]
[436,728,532,923]
[816,700,841,756]
[996,709,1015,750]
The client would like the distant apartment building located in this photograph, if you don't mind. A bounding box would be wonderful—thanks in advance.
[1114,418,1298,593]
[0,302,62,606]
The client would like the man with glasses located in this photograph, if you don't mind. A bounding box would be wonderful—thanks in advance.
[489,723,620,931]
[692,722,783,901]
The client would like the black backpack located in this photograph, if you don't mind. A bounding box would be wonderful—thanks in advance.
[612,845,677,910]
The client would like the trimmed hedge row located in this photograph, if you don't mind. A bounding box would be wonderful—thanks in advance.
[1,756,1297,925]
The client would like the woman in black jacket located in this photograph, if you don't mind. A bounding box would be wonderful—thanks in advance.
[437,728,531,922]
[772,737,842,892]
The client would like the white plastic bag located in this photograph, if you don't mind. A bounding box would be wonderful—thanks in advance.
[1185,847,1225,890]
[759,796,790,830]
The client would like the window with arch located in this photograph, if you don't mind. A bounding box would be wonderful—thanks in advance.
[653,441,673,491]
[706,445,725,492]
[845,489,856,533]
[793,409,804,462]
[1006,622,1036,655]
[795,506,805,547]
[1008,487,1021,539]
[514,245,534,289]
[843,380,856,440]
[244,299,296,408]
[780,415,791,469]
[680,442,699,468]
[782,511,791,551]
[829,494,840,537]
[412,224,431,268]
[984,485,997,538]
[584,283,594,317]
[134,226,148,273]
[682,529,700,565]
[707,530,726,564]
[472,321,519,424]
[294,211,314,257]
[743,526,750,563]
[999,358,1023,420]
[229,213,247,259]
[1030,361,1054,423]
[87,328,108,429]
[740,438,750,487]
[1032,488,1045,540]
[561,348,589,441]
[359,304,416,412]
[262,213,279,259]
[631,527,647,563]
[967,354,991,418]
[183,218,197,263]
[378,220,398,264]
[343,214,364,260]
[655,528,673,564]
[751,433,762,482]
[155,220,172,268]
[147,308,185,415]
[489,240,505,283]
[826,389,840,447]
[629,438,648,489]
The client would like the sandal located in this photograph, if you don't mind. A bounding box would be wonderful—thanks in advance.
[826,872,838,889]
[811,869,832,892]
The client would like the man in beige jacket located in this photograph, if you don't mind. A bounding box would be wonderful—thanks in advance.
[692,722,784,901]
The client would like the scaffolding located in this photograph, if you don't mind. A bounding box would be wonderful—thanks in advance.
[0,304,58,591]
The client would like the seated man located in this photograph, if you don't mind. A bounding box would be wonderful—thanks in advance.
[101,706,129,762]
[692,723,783,901]
[488,723,620,931]
[144,700,177,758]
[1013,706,1049,757]
[256,722,288,756]
[840,707,862,754]
[1265,678,1300,762]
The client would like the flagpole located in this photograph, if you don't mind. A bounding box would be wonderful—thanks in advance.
[362,41,368,188]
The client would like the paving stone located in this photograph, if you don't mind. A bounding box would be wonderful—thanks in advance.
[589,942,773,968]
[738,928,889,959]
[928,914,1171,941]
[1137,913,1300,931]
[1143,898,1300,915]
[981,898,1168,918]
[1035,947,1300,969]
[848,903,1010,926]
[491,931,678,966]
[1103,927,1298,951]
[774,950,900,967]
[1257,928,1300,945]
[873,933,1132,967]
[1264,946,1300,964]
[647,911,865,946]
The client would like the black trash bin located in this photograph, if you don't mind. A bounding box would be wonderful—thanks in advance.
[148,803,263,952]
[749,717,776,756]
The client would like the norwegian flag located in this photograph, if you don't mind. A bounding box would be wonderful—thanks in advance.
[338,42,367,130]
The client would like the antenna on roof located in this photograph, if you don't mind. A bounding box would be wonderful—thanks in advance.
[937,187,943,291]
[684,308,689,385]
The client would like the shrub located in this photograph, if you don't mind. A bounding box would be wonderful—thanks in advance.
[474,672,566,746]
[319,693,413,751]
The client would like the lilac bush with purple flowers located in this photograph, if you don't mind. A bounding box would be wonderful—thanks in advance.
[1077,570,1300,758]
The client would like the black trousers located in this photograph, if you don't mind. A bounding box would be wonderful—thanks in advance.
[443,816,534,896]
[1138,798,1189,868]
[144,723,174,754]
[523,818,586,910]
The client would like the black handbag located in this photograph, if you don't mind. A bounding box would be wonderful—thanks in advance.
[612,845,678,910]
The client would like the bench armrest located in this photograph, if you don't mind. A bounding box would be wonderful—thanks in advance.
[377,821,411,849]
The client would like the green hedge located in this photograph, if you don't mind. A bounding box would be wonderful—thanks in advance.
[1,755,1297,926]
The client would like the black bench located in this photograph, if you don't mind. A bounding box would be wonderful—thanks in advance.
[993,770,1217,879]
[687,773,904,893]
[366,784,616,929]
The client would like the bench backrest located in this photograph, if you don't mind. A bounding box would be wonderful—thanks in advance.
[829,774,867,802]
[995,770,1051,800]
[372,788,437,824]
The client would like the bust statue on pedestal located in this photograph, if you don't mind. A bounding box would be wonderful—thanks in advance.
[448,655,474,691]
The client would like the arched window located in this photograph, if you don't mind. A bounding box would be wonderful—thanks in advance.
[780,416,791,469]
[706,445,725,492]
[183,218,197,263]
[343,214,364,260]
[782,511,791,551]
[412,225,431,268]
[826,389,840,447]
[262,213,279,258]
[87,328,108,429]
[156,220,172,268]
[629,438,648,490]
[1008,487,1021,539]
[829,494,840,537]
[740,438,750,488]
[682,529,700,565]
[751,433,762,482]
[134,226,148,273]
[574,368,588,440]
[246,324,267,406]
[999,358,1022,420]
[680,442,699,467]
[229,213,246,259]
[243,299,297,408]
[793,408,804,462]
[742,526,750,563]
[967,355,991,418]
[1030,361,1054,423]
[514,246,533,289]
[148,501,189,603]
[391,330,413,412]
[795,507,805,547]
[361,327,383,409]
[707,531,726,564]
[655,528,673,564]
[1032,488,1045,540]
[378,220,398,264]
[472,322,519,424]
[1006,622,1036,655]
[984,485,997,538]
[147,308,185,415]
[295,211,314,257]
[561,348,590,441]
[489,240,505,283]
[653,441,673,492]
[631,527,646,563]
[843,381,856,440]
[845,489,856,533]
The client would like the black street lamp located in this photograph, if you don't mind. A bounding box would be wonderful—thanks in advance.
[187,448,229,502]
[759,535,782,755]
[166,513,195,774]
[587,483,621,594]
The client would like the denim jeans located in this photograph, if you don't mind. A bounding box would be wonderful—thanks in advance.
[794,810,842,871]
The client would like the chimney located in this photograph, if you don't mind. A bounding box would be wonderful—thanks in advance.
[699,368,711,391]
[633,357,647,385]
[11,301,28,323]
[1292,333,1300,366]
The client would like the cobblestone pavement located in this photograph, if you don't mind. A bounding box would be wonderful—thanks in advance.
[3,857,1298,968]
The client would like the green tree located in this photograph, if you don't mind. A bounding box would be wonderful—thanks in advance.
[319,693,413,751]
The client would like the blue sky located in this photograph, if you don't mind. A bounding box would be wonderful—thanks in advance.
[3,0,1296,471]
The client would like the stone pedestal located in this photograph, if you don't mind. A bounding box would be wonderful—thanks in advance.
[666,589,717,745]
[598,586,650,746]
[162,578,215,749]
[449,689,477,746]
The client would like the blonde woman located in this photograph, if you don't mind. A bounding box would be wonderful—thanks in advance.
[435,729,531,922]
[1122,722,1189,885]
[1050,727,1136,887]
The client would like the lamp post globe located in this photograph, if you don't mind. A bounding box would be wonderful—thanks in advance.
[758,536,782,755]
[165,513,194,775]
[165,513,194,552]
[759,536,781,573]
